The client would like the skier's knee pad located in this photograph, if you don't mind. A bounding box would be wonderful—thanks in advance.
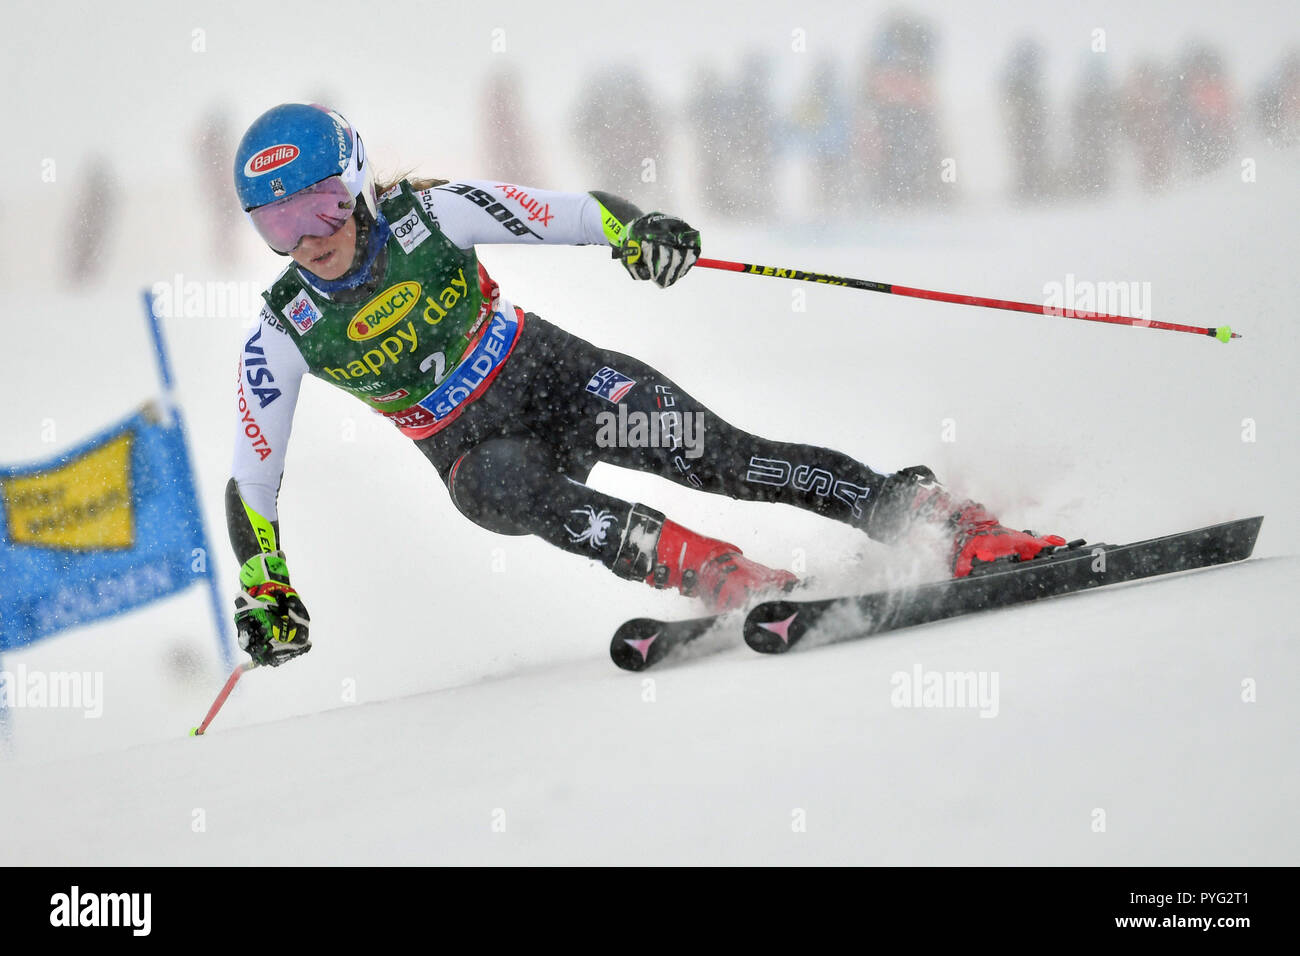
[447,438,548,536]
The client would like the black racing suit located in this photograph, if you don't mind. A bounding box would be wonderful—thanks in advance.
[414,315,888,576]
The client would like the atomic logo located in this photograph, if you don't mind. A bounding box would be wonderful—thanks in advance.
[757,613,798,644]
[623,632,659,662]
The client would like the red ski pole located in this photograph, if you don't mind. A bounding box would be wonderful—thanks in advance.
[696,257,1240,342]
[190,661,257,736]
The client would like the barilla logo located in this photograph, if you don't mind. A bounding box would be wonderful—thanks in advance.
[244,144,300,177]
[349,282,422,341]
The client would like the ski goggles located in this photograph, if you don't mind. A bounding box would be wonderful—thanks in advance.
[248,176,356,254]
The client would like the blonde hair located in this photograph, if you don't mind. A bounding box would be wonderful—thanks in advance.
[374,170,448,193]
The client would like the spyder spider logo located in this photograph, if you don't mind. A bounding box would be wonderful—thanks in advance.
[565,506,616,550]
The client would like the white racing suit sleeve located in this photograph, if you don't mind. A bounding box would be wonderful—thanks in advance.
[415,180,611,249]
[229,304,308,547]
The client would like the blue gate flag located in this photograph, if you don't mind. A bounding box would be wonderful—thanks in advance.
[0,404,209,650]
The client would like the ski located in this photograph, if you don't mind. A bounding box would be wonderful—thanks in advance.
[609,614,728,671]
[743,516,1264,654]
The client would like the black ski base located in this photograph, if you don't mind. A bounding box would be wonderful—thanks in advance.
[743,516,1263,654]
[609,615,724,671]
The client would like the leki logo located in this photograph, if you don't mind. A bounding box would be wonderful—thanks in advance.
[349,282,422,341]
[244,144,300,177]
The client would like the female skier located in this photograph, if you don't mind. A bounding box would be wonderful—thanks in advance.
[227,103,1065,666]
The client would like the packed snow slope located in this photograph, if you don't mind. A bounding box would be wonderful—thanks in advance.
[2,558,1296,866]
[1,0,1296,864]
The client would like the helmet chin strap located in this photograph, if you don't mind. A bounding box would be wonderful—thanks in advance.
[298,200,390,295]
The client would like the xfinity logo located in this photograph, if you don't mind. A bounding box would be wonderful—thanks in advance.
[50,886,151,936]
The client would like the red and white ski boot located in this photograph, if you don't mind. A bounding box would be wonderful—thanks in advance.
[650,519,799,611]
[612,506,797,612]
[865,466,1067,577]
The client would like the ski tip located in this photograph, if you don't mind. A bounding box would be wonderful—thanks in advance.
[609,618,664,672]
[743,602,804,654]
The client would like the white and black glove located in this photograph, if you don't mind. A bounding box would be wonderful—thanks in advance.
[616,213,701,288]
[233,551,311,667]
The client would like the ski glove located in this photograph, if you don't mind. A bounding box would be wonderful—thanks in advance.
[616,213,701,288]
[234,551,311,667]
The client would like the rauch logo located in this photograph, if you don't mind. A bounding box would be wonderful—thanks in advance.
[349,282,423,341]
[243,144,300,177]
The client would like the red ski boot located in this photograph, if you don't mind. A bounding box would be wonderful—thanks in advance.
[645,518,798,612]
[864,466,1067,577]
[946,501,1068,576]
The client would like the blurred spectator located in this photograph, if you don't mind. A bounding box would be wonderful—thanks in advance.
[1062,58,1117,197]
[684,54,775,221]
[1255,49,1300,147]
[848,52,884,209]
[193,105,240,267]
[863,13,946,207]
[787,58,851,216]
[686,65,731,214]
[478,67,543,184]
[572,65,668,207]
[1121,60,1175,190]
[1001,40,1053,202]
[726,53,778,221]
[1171,45,1236,174]
[66,157,116,287]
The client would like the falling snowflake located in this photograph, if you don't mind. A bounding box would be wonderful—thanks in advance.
[565,505,616,549]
